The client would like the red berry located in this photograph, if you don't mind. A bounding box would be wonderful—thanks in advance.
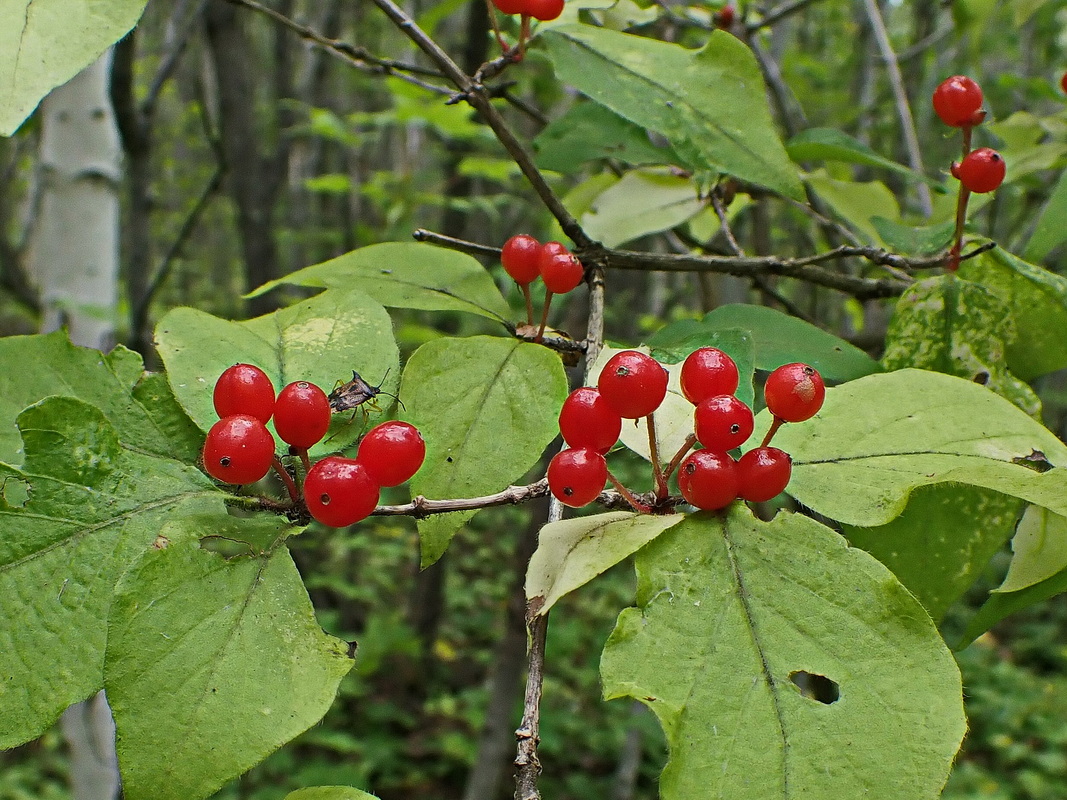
[932,75,983,127]
[492,0,525,13]
[714,4,735,28]
[680,347,740,405]
[304,457,380,527]
[737,447,792,502]
[202,414,276,484]
[764,363,825,423]
[526,0,565,20]
[547,448,607,508]
[1061,71,1067,95]
[273,381,331,449]
[678,450,738,511]
[597,351,669,419]
[213,364,275,424]
[502,234,541,285]
[539,243,584,294]
[558,387,622,454]
[356,421,426,487]
[694,394,754,452]
[952,147,1006,194]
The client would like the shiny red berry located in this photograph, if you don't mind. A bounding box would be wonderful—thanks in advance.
[558,387,622,454]
[951,147,1006,194]
[539,246,584,294]
[547,448,607,508]
[714,4,735,28]
[273,381,331,449]
[737,447,792,502]
[680,347,740,405]
[213,363,275,424]
[694,394,754,452]
[202,414,276,484]
[764,363,825,422]
[597,351,669,419]
[1061,71,1067,95]
[492,0,525,14]
[678,450,738,511]
[932,76,983,127]
[304,457,380,527]
[356,421,426,487]
[502,234,541,285]
[526,0,565,20]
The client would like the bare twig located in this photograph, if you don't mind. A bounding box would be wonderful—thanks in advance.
[747,0,825,31]
[144,0,210,116]
[375,480,550,516]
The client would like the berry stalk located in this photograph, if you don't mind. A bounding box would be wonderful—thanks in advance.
[664,433,698,480]
[535,290,554,343]
[606,469,653,514]
[272,455,300,503]
[645,415,668,500]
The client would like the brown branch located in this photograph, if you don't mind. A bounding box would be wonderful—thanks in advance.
[747,0,826,31]
[376,480,550,517]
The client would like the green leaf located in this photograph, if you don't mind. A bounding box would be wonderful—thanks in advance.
[996,505,1067,593]
[958,247,1067,380]
[702,303,882,381]
[1022,169,1067,262]
[805,170,900,244]
[870,217,954,256]
[882,275,1040,416]
[0,0,149,136]
[647,325,756,407]
[106,532,352,800]
[542,24,804,200]
[581,168,704,247]
[0,331,201,466]
[958,561,1067,648]
[401,337,567,566]
[526,512,684,614]
[770,369,1067,527]
[601,506,965,800]
[533,101,678,172]
[245,243,510,322]
[156,289,399,454]
[843,486,1023,620]
[284,790,380,800]
[787,128,942,188]
[0,397,218,748]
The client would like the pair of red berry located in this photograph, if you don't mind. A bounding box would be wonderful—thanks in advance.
[202,364,426,527]
[491,0,564,22]
[677,352,823,511]
[502,234,585,340]
[932,75,1005,194]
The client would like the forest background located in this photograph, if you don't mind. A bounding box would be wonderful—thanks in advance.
[4,0,1067,798]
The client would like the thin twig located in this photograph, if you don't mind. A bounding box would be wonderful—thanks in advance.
[144,0,209,117]
[747,0,825,31]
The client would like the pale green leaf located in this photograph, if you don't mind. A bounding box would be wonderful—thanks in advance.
[284,789,380,800]
[0,398,218,749]
[996,505,1067,593]
[402,337,567,566]
[882,275,1040,416]
[106,533,352,800]
[770,369,1067,527]
[0,331,201,466]
[805,169,900,244]
[0,0,149,136]
[1022,169,1067,262]
[787,128,942,187]
[958,562,1067,648]
[533,101,678,172]
[870,217,954,256]
[542,24,804,200]
[581,168,704,247]
[843,486,1023,620]
[245,243,510,322]
[156,290,399,455]
[602,506,965,800]
[958,247,1067,380]
[526,512,684,614]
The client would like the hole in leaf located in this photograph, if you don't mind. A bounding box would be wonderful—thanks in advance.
[789,671,840,704]
[1,477,30,508]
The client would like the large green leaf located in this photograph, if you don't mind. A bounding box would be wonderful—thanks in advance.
[601,506,965,800]
[958,561,1067,649]
[958,247,1067,380]
[0,397,218,748]
[526,512,684,614]
[0,0,149,136]
[996,505,1067,593]
[106,530,352,800]
[646,327,756,407]
[882,275,1039,415]
[0,331,202,466]
[581,168,704,247]
[533,101,678,172]
[843,486,1023,620]
[1022,168,1067,262]
[771,369,1067,527]
[401,336,567,566]
[786,127,942,188]
[156,289,399,454]
[284,790,380,800]
[245,243,510,322]
[542,24,803,200]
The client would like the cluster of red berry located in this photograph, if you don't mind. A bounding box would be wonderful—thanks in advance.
[491,0,564,20]
[202,363,426,527]
[546,348,825,512]
[932,75,1005,194]
[501,234,585,341]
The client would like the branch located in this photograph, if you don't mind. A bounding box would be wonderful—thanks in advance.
[144,0,209,117]
[747,0,825,31]
[375,480,550,516]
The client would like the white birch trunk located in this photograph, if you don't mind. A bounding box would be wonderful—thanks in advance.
[25,49,123,800]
